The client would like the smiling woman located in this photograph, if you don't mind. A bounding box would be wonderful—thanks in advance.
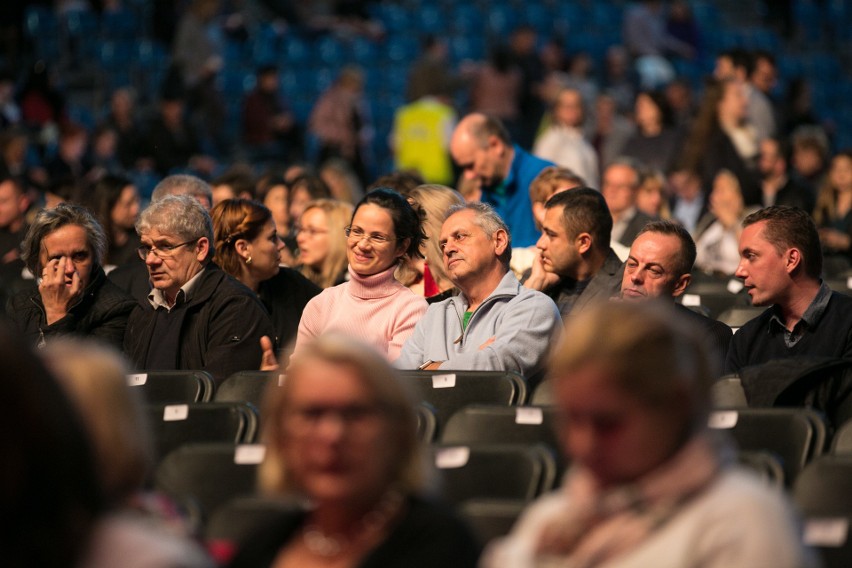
[289,188,428,361]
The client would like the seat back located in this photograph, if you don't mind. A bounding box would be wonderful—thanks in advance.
[416,402,438,444]
[154,442,267,524]
[793,456,852,568]
[831,417,852,455]
[530,379,555,406]
[146,402,259,461]
[709,407,826,485]
[127,370,215,404]
[441,404,566,477]
[397,370,527,436]
[737,450,785,488]
[215,371,284,409]
[430,443,556,506]
[712,375,748,408]
[716,306,765,331]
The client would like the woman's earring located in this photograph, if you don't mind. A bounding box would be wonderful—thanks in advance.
[246,256,252,265]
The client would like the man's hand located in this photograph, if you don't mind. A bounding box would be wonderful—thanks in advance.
[259,335,280,371]
[39,257,83,325]
[523,252,560,291]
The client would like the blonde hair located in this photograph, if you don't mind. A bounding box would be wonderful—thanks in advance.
[41,339,153,504]
[551,301,713,435]
[813,151,852,226]
[298,199,353,288]
[258,334,431,496]
[398,184,464,291]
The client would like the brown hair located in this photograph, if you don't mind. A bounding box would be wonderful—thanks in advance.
[211,198,272,277]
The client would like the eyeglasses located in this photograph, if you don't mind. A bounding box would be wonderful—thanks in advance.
[286,404,386,436]
[137,239,198,260]
[344,226,396,246]
[295,226,329,237]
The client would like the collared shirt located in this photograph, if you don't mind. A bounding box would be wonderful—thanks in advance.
[768,282,832,348]
[147,267,206,312]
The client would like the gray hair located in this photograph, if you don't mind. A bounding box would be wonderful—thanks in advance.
[151,174,213,203]
[137,195,214,256]
[21,203,106,275]
[447,202,512,267]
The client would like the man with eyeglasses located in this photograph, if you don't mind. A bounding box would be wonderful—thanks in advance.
[7,202,136,348]
[396,202,561,387]
[123,194,274,384]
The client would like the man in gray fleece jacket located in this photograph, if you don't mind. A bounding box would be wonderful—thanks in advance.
[396,203,562,383]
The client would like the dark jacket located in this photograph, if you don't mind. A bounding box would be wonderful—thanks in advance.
[227,495,481,568]
[123,264,274,385]
[257,267,321,351]
[7,265,136,349]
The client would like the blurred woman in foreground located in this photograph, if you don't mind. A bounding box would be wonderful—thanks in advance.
[484,301,814,568]
[229,334,480,567]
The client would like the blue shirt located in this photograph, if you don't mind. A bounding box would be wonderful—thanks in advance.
[481,145,554,247]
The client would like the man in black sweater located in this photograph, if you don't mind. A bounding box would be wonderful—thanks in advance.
[620,220,733,372]
[725,206,852,373]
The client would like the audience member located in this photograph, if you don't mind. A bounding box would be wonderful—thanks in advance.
[319,158,364,205]
[525,188,625,317]
[398,184,464,301]
[230,334,481,568]
[470,45,523,139]
[589,92,634,169]
[508,25,547,148]
[529,166,586,229]
[726,206,852,372]
[397,202,560,383]
[679,77,760,205]
[42,338,213,568]
[757,137,814,211]
[211,164,256,206]
[484,301,815,568]
[285,189,428,362]
[0,174,30,264]
[695,170,759,276]
[602,159,656,248]
[309,66,372,184]
[123,194,274,383]
[392,91,457,186]
[255,173,290,235]
[45,122,91,182]
[533,88,599,189]
[789,125,830,197]
[141,90,210,178]
[669,167,707,234]
[102,87,143,170]
[813,150,852,268]
[8,203,135,348]
[621,220,732,368]
[747,50,779,142]
[295,199,353,289]
[89,174,142,267]
[621,90,682,173]
[450,113,554,247]
[1,323,104,568]
[242,64,299,167]
[212,198,319,356]
[366,170,425,196]
[406,35,467,103]
[287,173,332,234]
[635,169,671,219]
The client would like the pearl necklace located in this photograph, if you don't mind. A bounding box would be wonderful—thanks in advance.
[301,490,404,558]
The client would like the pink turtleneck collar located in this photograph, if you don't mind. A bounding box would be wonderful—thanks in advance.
[346,264,404,300]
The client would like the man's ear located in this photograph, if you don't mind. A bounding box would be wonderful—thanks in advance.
[196,237,210,261]
[672,273,691,297]
[785,248,802,274]
[493,229,509,256]
[576,232,592,255]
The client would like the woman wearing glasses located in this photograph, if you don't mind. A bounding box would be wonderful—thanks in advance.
[295,199,353,289]
[290,188,428,361]
[229,334,481,568]
[211,199,321,353]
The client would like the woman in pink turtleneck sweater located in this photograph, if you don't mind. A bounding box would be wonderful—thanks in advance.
[292,189,428,360]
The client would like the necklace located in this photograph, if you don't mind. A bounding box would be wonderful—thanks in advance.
[301,489,405,558]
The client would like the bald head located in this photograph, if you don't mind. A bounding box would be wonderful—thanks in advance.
[450,113,513,189]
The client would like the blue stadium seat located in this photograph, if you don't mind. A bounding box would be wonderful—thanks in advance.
[101,9,139,41]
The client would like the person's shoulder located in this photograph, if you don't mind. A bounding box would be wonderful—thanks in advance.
[731,306,774,337]
[827,290,852,312]
[263,267,322,297]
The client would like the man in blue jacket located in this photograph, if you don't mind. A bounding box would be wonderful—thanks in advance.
[450,113,553,247]
[396,203,561,385]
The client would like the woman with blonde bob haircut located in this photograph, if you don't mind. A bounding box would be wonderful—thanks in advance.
[232,334,481,567]
[296,198,353,289]
[485,301,815,568]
